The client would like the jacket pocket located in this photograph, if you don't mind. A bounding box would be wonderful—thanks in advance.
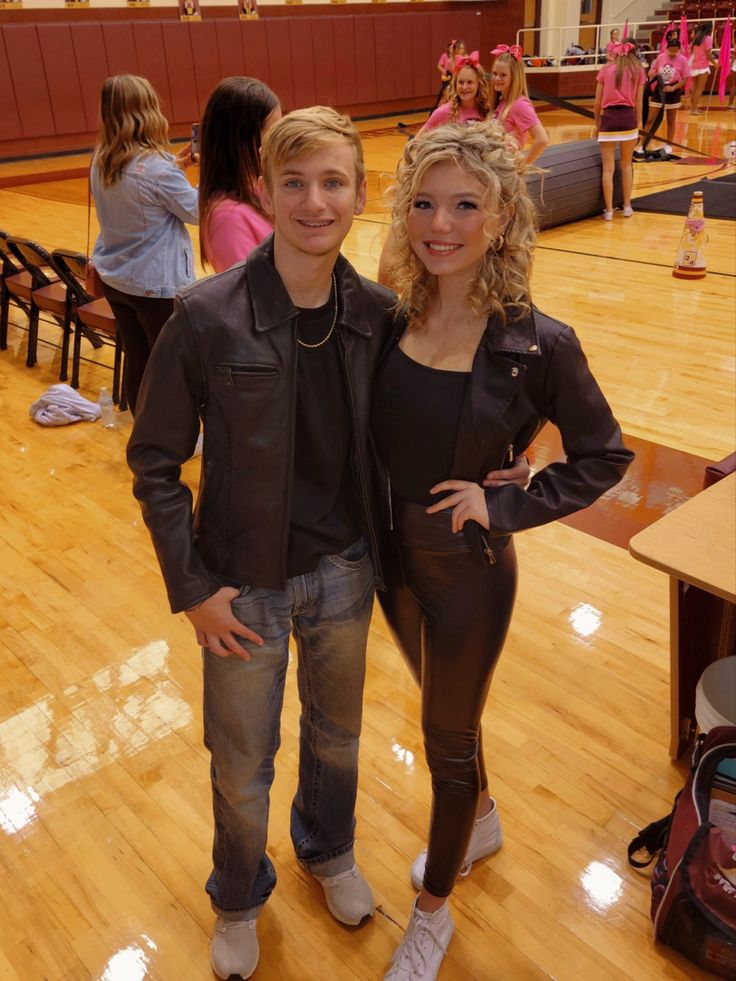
[215,363,279,388]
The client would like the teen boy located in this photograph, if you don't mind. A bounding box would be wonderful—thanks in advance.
[127,107,394,979]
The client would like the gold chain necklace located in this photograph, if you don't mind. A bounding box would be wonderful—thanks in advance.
[296,273,338,349]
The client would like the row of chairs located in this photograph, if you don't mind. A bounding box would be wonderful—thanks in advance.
[0,232,125,407]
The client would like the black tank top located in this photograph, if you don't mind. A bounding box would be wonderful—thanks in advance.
[372,344,469,507]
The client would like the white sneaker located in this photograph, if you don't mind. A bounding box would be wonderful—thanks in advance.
[663,144,673,156]
[384,897,454,980]
[211,916,259,980]
[622,205,634,218]
[410,801,502,891]
[313,864,375,925]
[602,210,613,221]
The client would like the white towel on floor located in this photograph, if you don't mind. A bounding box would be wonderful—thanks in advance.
[29,383,102,426]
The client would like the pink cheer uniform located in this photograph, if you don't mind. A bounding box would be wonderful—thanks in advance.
[649,51,690,107]
[493,96,540,146]
[690,36,713,75]
[202,197,273,273]
[422,102,487,131]
[596,62,645,141]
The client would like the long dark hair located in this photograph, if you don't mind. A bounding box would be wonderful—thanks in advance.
[693,21,712,46]
[199,76,279,267]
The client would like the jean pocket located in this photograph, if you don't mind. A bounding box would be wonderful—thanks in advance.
[325,537,370,571]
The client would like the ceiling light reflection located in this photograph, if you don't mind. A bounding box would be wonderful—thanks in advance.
[0,785,40,834]
[392,741,415,770]
[580,861,623,912]
[569,603,602,639]
[100,942,152,981]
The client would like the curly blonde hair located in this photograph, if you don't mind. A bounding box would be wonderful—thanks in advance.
[447,60,492,122]
[386,120,537,328]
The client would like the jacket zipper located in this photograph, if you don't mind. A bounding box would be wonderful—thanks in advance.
[280,325,298,584]
[338,334,383,586]
[478,443,514,566]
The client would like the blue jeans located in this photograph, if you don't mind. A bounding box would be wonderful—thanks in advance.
[202,538,374,919]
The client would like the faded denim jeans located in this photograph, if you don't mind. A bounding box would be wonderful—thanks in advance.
[202,538,374,919]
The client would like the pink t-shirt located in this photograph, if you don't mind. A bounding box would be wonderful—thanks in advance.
[203,197,272,273]
[596,62,646,109]
[438,52,452,73]
[691,36,713,70]
[423,102,486,131]
[493,96,540,144]
[650,51,690,86]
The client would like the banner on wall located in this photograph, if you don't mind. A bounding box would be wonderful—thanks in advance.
[127,0,150,7]
[179,0,201,20]
[65,0,91,7]
[0,0,23,8]
[238,0,258,19]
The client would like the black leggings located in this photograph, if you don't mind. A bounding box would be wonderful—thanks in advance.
[101,283,174,415]
[377,500,517,897]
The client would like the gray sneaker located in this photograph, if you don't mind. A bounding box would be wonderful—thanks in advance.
[313,864,375,925]
[410,800,502,890]
[384,898,454,980]
[211,916,259,980]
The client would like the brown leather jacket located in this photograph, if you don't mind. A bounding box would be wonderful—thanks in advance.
[127,238,395,613]
[376,305,634,563]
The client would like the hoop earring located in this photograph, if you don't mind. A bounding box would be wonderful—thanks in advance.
[494,233,505,252]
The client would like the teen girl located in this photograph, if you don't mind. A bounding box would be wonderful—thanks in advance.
[430,40,460,111]
[490,44,550,164]
[419,54,490,133]
[373,121,633,980]
[644,29,689,153]
[689,21,717,115]
[594,40,645,219]
[199,77,281,273]
[91,74,199,414]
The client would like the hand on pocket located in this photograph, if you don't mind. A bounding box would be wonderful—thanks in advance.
[186,587,264,660]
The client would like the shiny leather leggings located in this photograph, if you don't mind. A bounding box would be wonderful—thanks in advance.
[377,500,517,898]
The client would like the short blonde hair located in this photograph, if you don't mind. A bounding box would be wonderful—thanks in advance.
[260,106,365,189]
[387,121,537,327]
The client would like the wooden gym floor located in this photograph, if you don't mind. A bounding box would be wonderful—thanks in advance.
[0,101,734,980]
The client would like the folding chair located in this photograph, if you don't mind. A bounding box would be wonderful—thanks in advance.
[5,236,72,377]
[0,230,32,351]
[49,249,126,408]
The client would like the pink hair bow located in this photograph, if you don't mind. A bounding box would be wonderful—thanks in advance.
[491,43,523,61]
[453,53,480,72]
[611,41,635,56]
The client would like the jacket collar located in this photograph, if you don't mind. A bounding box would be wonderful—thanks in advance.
[246,235,372,338]
[483,307,542,356]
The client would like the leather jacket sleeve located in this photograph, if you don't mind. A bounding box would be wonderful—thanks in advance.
[127,298,220,613]
[485,323,634,536]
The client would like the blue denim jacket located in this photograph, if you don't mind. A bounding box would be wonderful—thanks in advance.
[91,152,199,298]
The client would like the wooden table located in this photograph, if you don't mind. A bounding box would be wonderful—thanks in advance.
[629,472,736,758]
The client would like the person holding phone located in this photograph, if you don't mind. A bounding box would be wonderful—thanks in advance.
[373,120,633,980]
[198,77,281,272]
[91,74,198,414]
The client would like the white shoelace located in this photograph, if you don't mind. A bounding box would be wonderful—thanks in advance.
[395,912,450,975]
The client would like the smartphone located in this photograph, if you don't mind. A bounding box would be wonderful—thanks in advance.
[191,122,200,158]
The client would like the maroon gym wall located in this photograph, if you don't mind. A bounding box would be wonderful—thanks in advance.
[0,1,525,158]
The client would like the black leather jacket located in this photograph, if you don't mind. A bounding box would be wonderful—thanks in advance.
[127,238,395,613]
[376,305,634,563]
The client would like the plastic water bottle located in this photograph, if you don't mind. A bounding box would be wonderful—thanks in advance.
[98,386,117,429]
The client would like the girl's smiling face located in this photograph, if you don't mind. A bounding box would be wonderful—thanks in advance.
[407,161,505,282]
[492,61,511,98]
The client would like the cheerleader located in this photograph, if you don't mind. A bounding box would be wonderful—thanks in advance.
[594,39,645,220]
[689,21,717,115]
[490,44,550,164]
[643,29,689,154]
[419,54,491,134]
